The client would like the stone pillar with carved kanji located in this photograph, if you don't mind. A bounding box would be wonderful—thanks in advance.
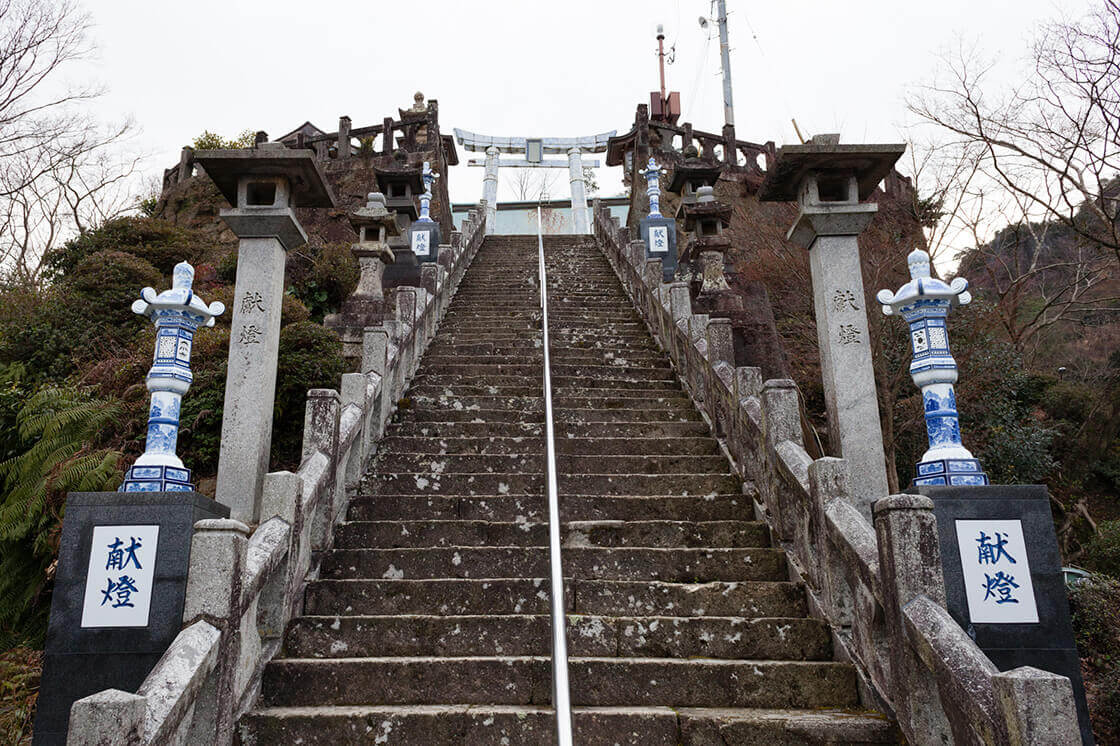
[194,143,336,522]
[759,135,905,504]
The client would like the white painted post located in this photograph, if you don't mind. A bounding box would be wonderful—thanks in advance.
[567,147,589,234]
[483,146,499,234]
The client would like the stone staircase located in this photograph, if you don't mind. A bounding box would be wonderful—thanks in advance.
[238,234,900,744]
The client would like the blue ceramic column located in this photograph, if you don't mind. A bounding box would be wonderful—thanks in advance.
[639,157,678,280]
[877,249,989,486]
[121,262,224,492]
[408,160,441,258]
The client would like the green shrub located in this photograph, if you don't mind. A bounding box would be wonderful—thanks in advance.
[177,328,229,480]
[1084,521,1120,578]
[1069,574,1120,668]
[0,647,39,745]
[270,322,345,470]
[191,129,256,150]
[285,243,359,322]
[44,217,208,279]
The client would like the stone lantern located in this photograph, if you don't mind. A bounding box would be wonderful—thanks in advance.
[667,147,721,206]
[325,192,399,361]
[758,134,903,507]
[638,157,678,281]
[679,185,734,297]
[194,140,335,521]
[121,262,224,492]
[878,248,989,486]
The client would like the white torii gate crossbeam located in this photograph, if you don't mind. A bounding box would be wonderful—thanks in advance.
[454,128,616,234]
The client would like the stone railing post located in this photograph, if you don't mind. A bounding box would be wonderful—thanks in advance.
[873,494,952,744]
[67,690,145,746]
[182,518,249,745]
[807,457,854,624]
[993,667,1081,745]
[302,389,340,550]
[341,373,370,489]
[759,379,802,540]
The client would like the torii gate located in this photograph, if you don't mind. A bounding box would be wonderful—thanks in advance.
[454,129,615,234]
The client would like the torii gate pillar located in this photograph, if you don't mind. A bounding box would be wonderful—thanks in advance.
[567,147,589,234]
[482,146,499,234]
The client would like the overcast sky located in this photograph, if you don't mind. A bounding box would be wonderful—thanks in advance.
[79,0,1089,205]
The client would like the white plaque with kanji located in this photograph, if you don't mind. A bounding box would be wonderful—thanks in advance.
[411,230,431,257]
[955,519,1038,624]
[80,524,159,628]
[649,226,669,254]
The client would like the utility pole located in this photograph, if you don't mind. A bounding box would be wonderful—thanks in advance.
[716,0,735,127]
[656,24,668,104]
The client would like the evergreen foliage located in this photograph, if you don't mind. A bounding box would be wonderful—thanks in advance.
[0,386,123,647]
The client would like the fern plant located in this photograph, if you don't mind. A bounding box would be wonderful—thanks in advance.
[0,386,123,647]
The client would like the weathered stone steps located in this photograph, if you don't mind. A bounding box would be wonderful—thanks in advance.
[346,493,752,522]
[239,705,900,746]
[377,435,718,455]
[334,519,768,549]
[283,614,830,660]
[260,657,858,709]
[303,578,809,618]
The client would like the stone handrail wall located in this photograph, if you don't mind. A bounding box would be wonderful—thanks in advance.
[591,200,1081,746]
[66,210,487,746]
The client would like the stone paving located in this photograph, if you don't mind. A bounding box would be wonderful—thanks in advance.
[237,234,900,744]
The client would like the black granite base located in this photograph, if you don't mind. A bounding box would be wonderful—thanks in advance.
[32,491,228,746]
[919,485,1093,745]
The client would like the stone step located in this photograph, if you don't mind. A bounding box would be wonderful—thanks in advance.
[260,657,858,709]
[376,435,718,456]
[406,384,685,401]
[319,547,785,582]
[283,614,830,660]
[384,420,709,439]
[372,452,732,476]
[239,704,901,746]
[411,363,676,380]
[362,471,740,497]
[335,519,768,549]
[396,407,700,424]
[305,578,806,618]
[346,493,751,522]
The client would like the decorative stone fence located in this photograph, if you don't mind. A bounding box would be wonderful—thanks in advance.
[66,210,487,746]
[591,200,1082,746]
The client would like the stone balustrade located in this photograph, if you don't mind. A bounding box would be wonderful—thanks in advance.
[591,199,1081,746]
[65,210,486,746]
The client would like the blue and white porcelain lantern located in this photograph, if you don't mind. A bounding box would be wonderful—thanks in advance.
[407,160,441,262]
[120,262,224,492]
[638,157,678,281]
[878,249,989,486]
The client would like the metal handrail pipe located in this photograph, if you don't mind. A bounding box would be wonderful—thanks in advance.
[537,206,574,745]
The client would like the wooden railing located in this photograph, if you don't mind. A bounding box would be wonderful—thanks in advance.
[65,210,487,746]
[590,200,1082,746]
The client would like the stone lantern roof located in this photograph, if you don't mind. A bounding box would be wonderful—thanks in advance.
[349,193,398,262]
[877,249,972,316]
[667,158,722,195]
[679,189,732,232]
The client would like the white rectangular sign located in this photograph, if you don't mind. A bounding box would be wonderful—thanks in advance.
[648,225,669,254]
[81,524,159,628]
[955,519,1038,624]
[411,230,431,257]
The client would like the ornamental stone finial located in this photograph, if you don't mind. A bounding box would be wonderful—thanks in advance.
[878,249,987,486]
[121,262,224,492]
